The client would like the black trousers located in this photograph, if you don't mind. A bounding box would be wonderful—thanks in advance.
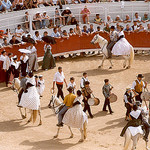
[83,95,93,117]
[125,103,132,117]
[6,68,11,85]
[135,92,142,103]
[143,120,150,139]
[56,84,64,100]
[103,98,112,113]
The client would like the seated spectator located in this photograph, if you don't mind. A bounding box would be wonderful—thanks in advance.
[38,0,51,7]
[124,24,132,32]
[61,7,72,25]
[0,30,7,38]
[0,0,6,13]
[50,0,60,6]
[69,28,76,36]
[88,24,95,34]
[2,37,11,47]
[55,8,65,26]
[142,13,150,23]
[15,24,24,38]
[133,12,141,23]
[115,22,120,32]
[82,25,89,35]
[43,31,48,37]
[123,15,131,23]
[62,30,69,38]
[64,0,73,4]
[41,11,50,29]
[9,35,21,45]
[103,23,110,33]
[33,12,42,29]
[48,19,54,29]
[31,0,39,8]
[114,15,123,23]
[4,28,13,36]
[3,0,12,11]
[131,21,139,31]
[72,0,81,4]
[94,14,103,25]
[58,25,63,36]
[80,6,90,24]
[106,15,113,24]
[68,16,78,25]
[146,23,150,32]
[13,0,24,11]
[137,24,145,32]
[95,26,102,33]
[33,31,42,42]
[51,27,61,38]
[74,24,82,36]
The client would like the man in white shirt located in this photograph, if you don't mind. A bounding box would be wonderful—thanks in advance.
[51,27,61,38]
[33,31,42,42]
[131,74,147,103]
[133,12,141,23]
[3,52,13,87]
[0,50,6,61]
[80,72,89,89]
[52,67,67,100]
[15,24,25,38]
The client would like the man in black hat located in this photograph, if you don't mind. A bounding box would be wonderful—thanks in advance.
[107,26,118,58]
[131,74,147,103]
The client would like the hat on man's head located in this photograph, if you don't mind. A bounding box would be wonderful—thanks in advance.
[110,26,115,29]
[39,75,43,78]
[137,74,144,78]
[36,11,40,14]
[13,55,17,60]
[66,7,70,10]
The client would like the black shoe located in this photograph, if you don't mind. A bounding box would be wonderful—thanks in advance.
[90,115,94,119]
[103,110,108,112]
[143,137,149,142]
[56,123,63,127]
[110,111,114,114]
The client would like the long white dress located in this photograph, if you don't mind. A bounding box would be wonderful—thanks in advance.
[62,96,88,129]
[19,77,40,110]
[112,31,132,56]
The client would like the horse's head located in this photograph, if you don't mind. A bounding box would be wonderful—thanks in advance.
[91,34,99,45]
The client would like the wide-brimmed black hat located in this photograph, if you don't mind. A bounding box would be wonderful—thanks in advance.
[137,74,144,78]
[42,36,56,44]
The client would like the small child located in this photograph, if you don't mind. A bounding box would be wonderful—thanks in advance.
[67,77,76,94]
[37,75,45,97]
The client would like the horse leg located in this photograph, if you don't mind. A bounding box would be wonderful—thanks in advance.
[98,55,106,68]
[124,129,131,150]
[79,128,84,142]
[146,141,150,150]
[132,135,138,150]
[54,127,60,138]
[27,110,33,123]
[19,108,26,119]
[108,58,113,69]
[124,55,131,69]
[24,108,27,118]
[83,122,87,140]
[68,126,73,138]
[38,109,42,126]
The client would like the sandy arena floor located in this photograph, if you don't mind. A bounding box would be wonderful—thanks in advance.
[0,54,150,150]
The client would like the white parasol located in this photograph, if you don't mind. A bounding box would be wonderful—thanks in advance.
[18,49,31,54]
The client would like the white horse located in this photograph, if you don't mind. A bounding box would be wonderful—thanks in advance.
[13,78,42,126]
[124,106,149,150]
[91,34,134,69]
[49,93,87,142]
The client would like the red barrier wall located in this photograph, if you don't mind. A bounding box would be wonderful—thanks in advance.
[0,32,150,83]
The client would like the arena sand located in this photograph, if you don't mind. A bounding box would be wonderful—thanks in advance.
[0,54,150,150]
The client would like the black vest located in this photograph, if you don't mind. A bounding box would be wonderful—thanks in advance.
[125,92,132,103]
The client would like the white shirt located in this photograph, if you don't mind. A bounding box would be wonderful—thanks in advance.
[53,71,65,83]
[68,82,76,89]
[27,46,37,53]
[11,61,20,69]
[33,35,42,41]
[118,31,124,37]
[3,56,12,70]
[131,79,145,90]
[0,55,6,62]
[15,28,24,34]
[80,77,89,88]
[130,110,141,119]
[133,16,141,22]
[20,55,29,63]
[124,94,132,103]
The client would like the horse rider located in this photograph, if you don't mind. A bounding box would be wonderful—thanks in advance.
[124,88,134,121]
[137,101,150,142]
[131,74,147,103]
[57,87,76,127]
[102,79,114,114]
[107,26,118,58]
[120,104,142,137]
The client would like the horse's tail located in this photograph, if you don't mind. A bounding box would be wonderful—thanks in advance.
[129,47,134,66]
[33,110,38,123]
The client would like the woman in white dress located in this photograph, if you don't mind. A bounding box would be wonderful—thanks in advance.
[62,90,88,129]
[19,72,40,110]
[112,25,132,56]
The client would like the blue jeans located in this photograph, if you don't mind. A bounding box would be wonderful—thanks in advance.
[58,105,68,124]
[42,19,46,28]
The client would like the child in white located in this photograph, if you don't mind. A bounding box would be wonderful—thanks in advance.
[37,75,45,97]
[67,77,76,94]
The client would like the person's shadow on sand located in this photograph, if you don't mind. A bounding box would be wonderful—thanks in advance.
[20,138,82,150]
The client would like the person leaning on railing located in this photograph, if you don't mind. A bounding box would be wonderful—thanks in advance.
[0,0,6,13]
